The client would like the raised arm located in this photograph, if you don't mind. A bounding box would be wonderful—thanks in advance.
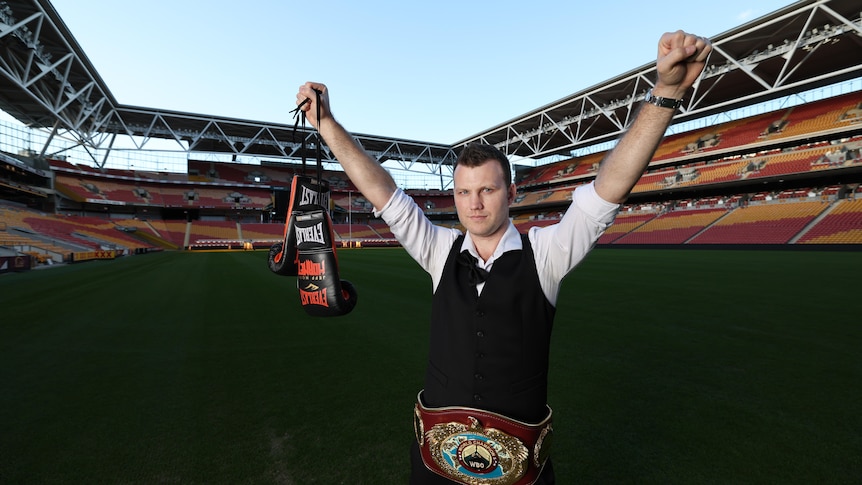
[295,82,398,211]
[594,30,712,204]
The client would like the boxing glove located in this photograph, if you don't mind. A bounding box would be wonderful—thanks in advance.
[294,205,358,317]
[268,175,330,275]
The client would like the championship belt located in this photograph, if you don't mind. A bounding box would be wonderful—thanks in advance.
[414,392,553,485]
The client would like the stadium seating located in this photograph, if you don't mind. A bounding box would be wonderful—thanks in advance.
[0,206,76,258]
[796,198,862,244]
[517,152,603,187]
[596,210,660,244]
[650,114,778,161]
[240,223,284,242]
[613,208,727,244]
[404,190,456,214]
[188,161,253,184]
[631,162,747,193]
[689,200,827,244]
[331,192,374,213]
[712,112,788,150]
[513,216,561,233]
[368,220,394,238]
[156,186,194,208]
[332,224,379,240]
[54,175,102,202]
[0,205,155,252]
[511,186,576,209]
[761,92,862,141]
[149,221,188,247]
[5,89,862,255]
[187,221,240,244]
[517,91,862,194]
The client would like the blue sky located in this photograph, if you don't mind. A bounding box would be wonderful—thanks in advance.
[49,0,796,144]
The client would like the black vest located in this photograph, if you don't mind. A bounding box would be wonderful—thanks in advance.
[423,234,556,423]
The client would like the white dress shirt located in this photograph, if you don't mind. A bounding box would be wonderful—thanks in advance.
[374,181,619,306]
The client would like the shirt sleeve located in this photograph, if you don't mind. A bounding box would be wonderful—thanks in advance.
[374,189,460,291]
[528,181,619,306]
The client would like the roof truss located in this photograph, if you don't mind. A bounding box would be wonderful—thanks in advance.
[459,0,862,159]
[0,0,858,171]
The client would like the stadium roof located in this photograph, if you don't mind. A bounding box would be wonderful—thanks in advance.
[463,0,862,158]
[0,0,860,171]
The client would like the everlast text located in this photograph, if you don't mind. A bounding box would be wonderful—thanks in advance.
[299,288,328,306]
[296,223,326,245]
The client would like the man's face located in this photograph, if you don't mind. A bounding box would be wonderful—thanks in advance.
[453,160,515,241]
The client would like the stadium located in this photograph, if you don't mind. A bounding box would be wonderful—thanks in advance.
[1,0,861,483]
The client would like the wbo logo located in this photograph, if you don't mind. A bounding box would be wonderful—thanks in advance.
[425,415,529,484]
[442,433,504,479]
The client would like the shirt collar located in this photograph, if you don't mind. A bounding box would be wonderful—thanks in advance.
[460,220,522,267]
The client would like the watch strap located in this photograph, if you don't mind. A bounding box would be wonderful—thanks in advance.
[644,89,683,110]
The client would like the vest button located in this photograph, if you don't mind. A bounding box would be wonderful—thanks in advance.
[473,394,482,402]
[474,373,484,380]
[475,352,485,359]
[476,330,485,338]
[475,310,485,317]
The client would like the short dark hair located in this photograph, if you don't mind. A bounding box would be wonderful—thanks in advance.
[455,143,512,185]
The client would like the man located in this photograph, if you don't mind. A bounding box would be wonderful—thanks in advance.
[295,30,711,485]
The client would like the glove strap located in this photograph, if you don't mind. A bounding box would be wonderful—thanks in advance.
[291,89,326,208]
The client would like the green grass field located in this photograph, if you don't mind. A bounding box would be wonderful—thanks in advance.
[1,248,860,484]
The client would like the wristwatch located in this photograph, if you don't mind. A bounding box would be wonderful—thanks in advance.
[644,89,683,110]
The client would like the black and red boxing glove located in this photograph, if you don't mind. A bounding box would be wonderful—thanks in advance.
[268,175,330,276]
[293,206,358,317]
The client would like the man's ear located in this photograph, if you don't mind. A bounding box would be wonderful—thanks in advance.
[508,184,516,204]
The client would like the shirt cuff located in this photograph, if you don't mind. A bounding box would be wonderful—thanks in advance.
[573,181,620,225]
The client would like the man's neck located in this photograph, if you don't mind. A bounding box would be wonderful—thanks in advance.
[466,223,514,263]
